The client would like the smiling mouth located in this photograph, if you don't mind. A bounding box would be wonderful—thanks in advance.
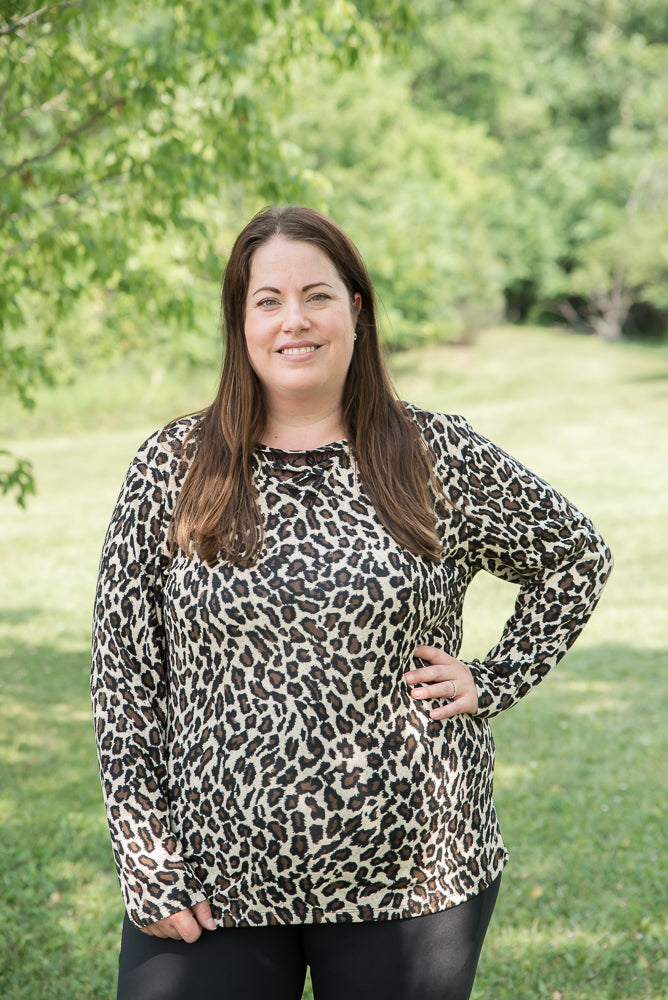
[279,345,320,356]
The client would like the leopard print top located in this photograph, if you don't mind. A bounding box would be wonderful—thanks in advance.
[91,406,612,928]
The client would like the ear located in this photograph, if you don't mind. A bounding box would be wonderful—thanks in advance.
[352,292,362,319]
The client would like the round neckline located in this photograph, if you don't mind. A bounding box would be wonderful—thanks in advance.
[256,438,348,457]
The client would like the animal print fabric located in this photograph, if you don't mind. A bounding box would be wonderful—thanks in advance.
[91,407,613,928]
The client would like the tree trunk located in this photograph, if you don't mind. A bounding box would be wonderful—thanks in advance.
[587,270,633,340]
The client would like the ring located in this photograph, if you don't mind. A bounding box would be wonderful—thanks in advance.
[450,680,457,700]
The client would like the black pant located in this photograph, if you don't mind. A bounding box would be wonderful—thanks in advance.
[117,874,501,1000]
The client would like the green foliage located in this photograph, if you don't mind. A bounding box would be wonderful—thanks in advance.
[0,0,414,505]
[3,0,667,387]
[0,337,51,502]
[0,449,35,506]
[410,0,668,337]
[280,61,512,345]
[3,0,668,506]
[0,0,408,396]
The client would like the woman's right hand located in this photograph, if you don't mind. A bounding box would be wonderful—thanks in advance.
[141,899,217,943]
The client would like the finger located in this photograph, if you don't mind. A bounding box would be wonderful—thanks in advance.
[193,900,217,931]
[427,700,464,721]
[410,680,457,702]
[171,910,203,944]
[142,909,204,943]
[405,664,453,684]
[141,925,168,938]
[142,921,181,940]
[413,644,457,664]
[162,923,187,941]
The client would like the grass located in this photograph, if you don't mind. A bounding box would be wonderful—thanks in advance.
[1,326,666,998]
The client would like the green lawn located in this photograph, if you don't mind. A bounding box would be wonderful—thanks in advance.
[1,327,666,999]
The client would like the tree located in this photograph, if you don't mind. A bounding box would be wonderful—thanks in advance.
[409,0,668,338]
[0,0,412,503]
[279,60,512,347]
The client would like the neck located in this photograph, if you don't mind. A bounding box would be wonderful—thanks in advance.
[261,404,346,451]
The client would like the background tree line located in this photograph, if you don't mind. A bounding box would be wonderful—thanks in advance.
[2,0,667,500]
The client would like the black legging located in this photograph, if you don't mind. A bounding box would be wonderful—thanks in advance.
[117,874,501,1000]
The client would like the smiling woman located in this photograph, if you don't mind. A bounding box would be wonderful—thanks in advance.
[91,205,612,1000]
[168,205,440,567]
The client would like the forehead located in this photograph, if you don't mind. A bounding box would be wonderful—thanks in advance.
[248,236,341,288]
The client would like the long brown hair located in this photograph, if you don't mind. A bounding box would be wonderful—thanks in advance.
[169,205,442,565]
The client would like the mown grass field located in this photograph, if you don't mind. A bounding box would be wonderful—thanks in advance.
[1,327,666,999]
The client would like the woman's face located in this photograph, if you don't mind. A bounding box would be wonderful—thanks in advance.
[244,236,361,411]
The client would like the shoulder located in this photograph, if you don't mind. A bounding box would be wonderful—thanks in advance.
[117,415,204,512]
[402,402,472,456]
[131,414,203,477]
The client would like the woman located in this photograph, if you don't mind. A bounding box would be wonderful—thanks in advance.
[92,205,613,1000]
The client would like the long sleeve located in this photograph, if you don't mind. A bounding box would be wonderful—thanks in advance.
[446,417,613,719]
[91,431,205,926]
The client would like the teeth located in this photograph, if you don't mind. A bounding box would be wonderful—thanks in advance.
[280,345,317,355]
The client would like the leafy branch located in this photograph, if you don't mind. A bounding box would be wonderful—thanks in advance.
[0,2,83,38]
[0,450,36,506]
[0,99,123,185]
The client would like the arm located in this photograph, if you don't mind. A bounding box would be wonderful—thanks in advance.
[456,419,613,719]
[91,432,207,927]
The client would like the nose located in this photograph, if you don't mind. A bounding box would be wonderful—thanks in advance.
[282,298,310,334]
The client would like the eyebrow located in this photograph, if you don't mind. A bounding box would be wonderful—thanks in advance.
[251,282,334,297]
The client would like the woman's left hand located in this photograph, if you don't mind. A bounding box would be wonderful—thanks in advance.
[405,645,479,719]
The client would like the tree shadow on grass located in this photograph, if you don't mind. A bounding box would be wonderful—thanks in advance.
[0,608,43,627]
[628,371,668,384]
